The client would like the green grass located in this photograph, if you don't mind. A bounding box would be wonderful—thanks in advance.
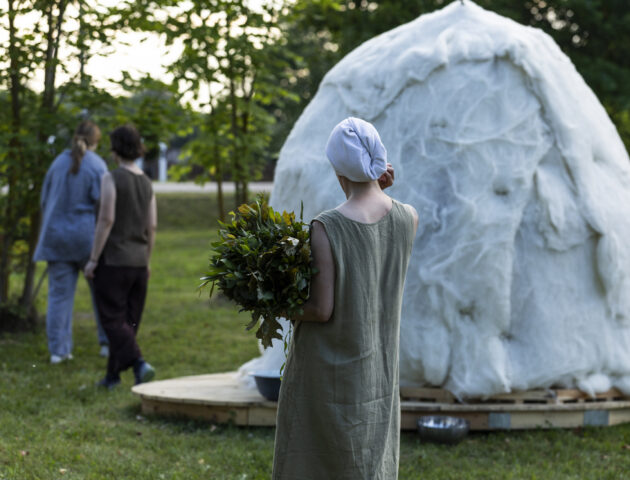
[2,193,630,479]
[155,192,240,231]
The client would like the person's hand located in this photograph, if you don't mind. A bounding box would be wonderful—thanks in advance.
[147,265,151,280]
[84,259,98,279]
[378,163,394,190]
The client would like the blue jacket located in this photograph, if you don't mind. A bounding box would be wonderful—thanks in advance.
[34,149,108,262]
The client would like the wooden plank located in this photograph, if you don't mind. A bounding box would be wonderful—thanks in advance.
[462,412,491,431]
[248,407,278,426]
[510,411,583,429]
[399,387,455,403]
[141,398,249,425]
[133,372,275,407]
[400,411,418,430]
[401,400,630,412]
[488,390,556,404]
[608,409,630,426]
[554,388,626,403]
[399,386,630,405]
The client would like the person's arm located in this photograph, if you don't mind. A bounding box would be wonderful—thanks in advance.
[84,173,116,279]
[145,193,157,277]
[290,220,335,323]
[406,204,419,233]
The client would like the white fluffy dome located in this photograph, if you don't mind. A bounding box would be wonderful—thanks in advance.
[250,0,630,398]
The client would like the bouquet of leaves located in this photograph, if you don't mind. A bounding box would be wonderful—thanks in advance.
[200,194,315,348]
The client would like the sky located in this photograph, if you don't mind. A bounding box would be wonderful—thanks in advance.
[0,2,180,91]
[0,1,274,106]
[84,0,267,92]
[85,32,183,92]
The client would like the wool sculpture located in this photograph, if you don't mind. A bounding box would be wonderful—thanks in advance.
[241,0,630,398]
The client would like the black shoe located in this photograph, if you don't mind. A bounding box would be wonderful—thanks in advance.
[133,361,155,385]
[97,376,121,390]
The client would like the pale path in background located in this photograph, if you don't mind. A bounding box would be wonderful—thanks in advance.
[152,182,273,194]
[2,182,273,195]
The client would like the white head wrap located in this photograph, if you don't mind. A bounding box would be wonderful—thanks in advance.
[325,117,387,182]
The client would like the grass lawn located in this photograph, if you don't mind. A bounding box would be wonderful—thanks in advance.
[2,193,630,479]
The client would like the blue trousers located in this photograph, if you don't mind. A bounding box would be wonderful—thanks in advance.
[46,261,108,357]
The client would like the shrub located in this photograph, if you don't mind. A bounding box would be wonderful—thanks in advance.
[201,195,315,348]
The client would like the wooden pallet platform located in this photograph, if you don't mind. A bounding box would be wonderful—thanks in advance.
[132,372,630,431]
[399,386,628,404]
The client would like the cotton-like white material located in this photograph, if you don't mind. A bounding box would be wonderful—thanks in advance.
[325,117,387,182]
[240,1,630,398]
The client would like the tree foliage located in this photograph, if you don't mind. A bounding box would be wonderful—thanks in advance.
[116,75,192,178]
[121,0,298,214]
[0,0,102,322]
[0,1,189,327]
[279,0,630,150]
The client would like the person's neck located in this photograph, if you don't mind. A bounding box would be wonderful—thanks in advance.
[336,179,392,223]
[342,180,383,201]
[119,159,141,173]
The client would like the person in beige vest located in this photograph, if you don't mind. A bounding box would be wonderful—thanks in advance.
[273,118,418,479]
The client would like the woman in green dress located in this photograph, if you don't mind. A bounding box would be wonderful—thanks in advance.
[273,118,418,479]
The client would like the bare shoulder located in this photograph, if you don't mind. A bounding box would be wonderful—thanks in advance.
[100,172,116,199]
[402,203,419,233]
[311,220,330,246]
[101,171,115,188]
[310,220,334,279]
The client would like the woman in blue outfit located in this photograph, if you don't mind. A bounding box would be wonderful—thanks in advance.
[34,120,110,364]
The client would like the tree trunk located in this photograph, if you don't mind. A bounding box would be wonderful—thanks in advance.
[228,75,244,208]
[241,180,248,205]
[214,138,225,222]
[41,0,66,111]
[0,235,11,304]
[78,1,88,88]
[21,0,67,311]
[217,179,225,222]
[1,0,22,303]
[19,210,41,310]
[42,4,56,110]
[239,107,250,205]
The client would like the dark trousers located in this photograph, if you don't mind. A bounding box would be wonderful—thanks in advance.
[93,264,148,378]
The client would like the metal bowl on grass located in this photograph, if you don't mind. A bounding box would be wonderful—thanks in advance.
[417,415,470,444]
[251,371,281,401]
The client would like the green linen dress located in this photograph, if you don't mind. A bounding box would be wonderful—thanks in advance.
[272,199,416,480]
